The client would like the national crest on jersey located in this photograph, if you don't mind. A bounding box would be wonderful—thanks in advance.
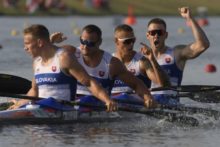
[151,47,183,95]
[34,49,77,101]
[75,48,114,95]
[51,66,57,72]
[112,52,151,94]
[157,54,174,65]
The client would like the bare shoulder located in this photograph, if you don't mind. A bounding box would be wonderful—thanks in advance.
[61,44,77,53]
[59,48,77,66]
[173,44,187,51]
[110,56,121,64]
[110,56,126,69]
[173,44,188,56]
[109,56,127,78]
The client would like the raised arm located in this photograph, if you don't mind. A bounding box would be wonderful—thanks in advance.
[176,7,210,60]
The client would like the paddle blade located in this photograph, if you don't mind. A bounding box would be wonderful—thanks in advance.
[182,92,220,103]
[151,85,220,92]
[0,74,31,94]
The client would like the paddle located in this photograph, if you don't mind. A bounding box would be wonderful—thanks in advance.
[151,85,220,92]
[0,102,14,111]
[1,74,219,103]
[113,97,220,118]
[177,92,220,103]
[76,100,199,127]
[0,74,31,94]
[0,92,199,126]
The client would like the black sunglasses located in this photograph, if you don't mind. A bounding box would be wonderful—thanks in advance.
[148,30,165,36]
[80,38,97,47]
[117,37,135,45]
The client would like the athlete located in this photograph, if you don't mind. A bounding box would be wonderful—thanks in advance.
[9,24,117,111]
[141,7,210,105]
[112,24,170,97]
[50,24,157,108]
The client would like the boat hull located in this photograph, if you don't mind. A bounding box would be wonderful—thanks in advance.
[0,104,133,125]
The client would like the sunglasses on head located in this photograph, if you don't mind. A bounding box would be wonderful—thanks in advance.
[117,37,135,45]
[80,38,97,47]
[148,30,165,36]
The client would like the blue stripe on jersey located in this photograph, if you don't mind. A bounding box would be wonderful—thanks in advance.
[35,71,77,99]
[159,47,183,86]
[36,72,73,85]
[160,64,183,86]
[112,74,151,90]
[77,77,114,95]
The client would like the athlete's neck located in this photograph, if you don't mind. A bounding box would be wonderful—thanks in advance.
[154,45,168,58]
[40,44,58,63]
[83,49,104,67]
[116,50,135,65]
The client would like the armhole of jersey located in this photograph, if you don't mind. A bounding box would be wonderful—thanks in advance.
[56,48,72,77]
[105,51,114,80]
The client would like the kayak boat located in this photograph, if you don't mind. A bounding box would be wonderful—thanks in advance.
[0,97,141,125]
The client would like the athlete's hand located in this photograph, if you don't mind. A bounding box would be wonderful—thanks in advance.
[140,42,154,61]
[143,94,158,109]
[7,99,30,110]
[179,7,192,20]
[105,100,117,112]
[50,32,67,44]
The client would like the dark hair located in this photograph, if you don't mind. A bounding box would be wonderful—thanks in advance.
[114,24,133,33]
[23,24,50,41]
[147,18,166,30]
[82,24,102,39]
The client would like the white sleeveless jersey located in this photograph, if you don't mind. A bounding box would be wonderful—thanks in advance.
[75,48,114,95]
[151,47,183,95]
[34,49,77,101]
[112,52,150,93]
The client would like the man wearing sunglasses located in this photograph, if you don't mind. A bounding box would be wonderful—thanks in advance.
[111,24,170,104]
[141,7,210,104]
[51,24,157,108]
[9,24,116,112]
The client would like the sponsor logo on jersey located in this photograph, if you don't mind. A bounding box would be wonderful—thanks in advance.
[36,77,57,84]
[114,79,125,85]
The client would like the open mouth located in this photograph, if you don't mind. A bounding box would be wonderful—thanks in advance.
[154,40,159,46]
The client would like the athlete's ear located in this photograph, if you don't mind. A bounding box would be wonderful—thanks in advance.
[37,39,43,47]
[114,37,119,44]
[98,38,102,45]
[165,31,168,39]
[146,32,150,40]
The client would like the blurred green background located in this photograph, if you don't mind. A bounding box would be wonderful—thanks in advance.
[0,0,220,16]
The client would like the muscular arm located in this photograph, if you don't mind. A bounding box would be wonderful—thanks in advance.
[110,57,156,107]
[140,57,170,87]
[50,33,115,108]
[176,7,210,60]
[8,77,38,109]
[26,78,38,97]
[59,50,112,105]
[140,42,170,87]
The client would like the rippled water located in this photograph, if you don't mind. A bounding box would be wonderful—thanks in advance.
[0,16,220,147]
